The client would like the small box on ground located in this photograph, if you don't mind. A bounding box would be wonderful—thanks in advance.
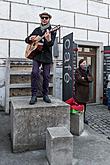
[70,112,84,136]
[46,127,73,165]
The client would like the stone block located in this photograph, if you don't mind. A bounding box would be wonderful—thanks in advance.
[70,112,84,136]
[0,1,9,19]
[11,3,42,23]
[49,9,75,27]
[76,13,98,30]
[0,40,8,58]
[0,20,27,40]
[61,0,87,14]
[29,0,59,9]
[88,1,108,18]
[46,127,73,165]
[10,97,70,152]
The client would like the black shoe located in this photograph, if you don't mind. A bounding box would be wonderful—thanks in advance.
[29,96,37,105]
[43,95,51,103]
[84,120,88,125]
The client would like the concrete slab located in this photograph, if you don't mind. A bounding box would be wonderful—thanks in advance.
[10,97,70,152]
[73,125,110,165]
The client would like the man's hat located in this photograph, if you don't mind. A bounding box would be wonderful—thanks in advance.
[39,12,52,19]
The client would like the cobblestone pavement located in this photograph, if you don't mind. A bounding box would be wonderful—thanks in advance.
[86,104,110,139]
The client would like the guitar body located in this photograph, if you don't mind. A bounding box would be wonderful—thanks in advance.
[25,42,43,59]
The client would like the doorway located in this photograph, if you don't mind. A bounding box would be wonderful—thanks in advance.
[77,46,96,103]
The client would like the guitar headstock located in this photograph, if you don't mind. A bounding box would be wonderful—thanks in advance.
[51,25,60,32]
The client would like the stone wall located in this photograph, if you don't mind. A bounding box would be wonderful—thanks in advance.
[0,0,110,60]
[1,0,110,106]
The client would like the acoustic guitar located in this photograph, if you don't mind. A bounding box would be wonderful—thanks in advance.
[25,25,60,59]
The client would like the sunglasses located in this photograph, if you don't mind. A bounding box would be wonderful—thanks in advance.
[41,17,49,20]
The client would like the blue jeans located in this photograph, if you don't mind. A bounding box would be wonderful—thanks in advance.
[31,60,50,96]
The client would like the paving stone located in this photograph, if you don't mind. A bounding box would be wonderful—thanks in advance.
[86,104,110,137]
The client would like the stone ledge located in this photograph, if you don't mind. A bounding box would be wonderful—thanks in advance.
[11,97,69,109]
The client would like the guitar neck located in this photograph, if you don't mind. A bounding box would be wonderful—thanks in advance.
[37,29,53,42]
[35,25,60,42]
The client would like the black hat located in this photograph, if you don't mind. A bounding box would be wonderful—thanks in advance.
[39,12,52,19]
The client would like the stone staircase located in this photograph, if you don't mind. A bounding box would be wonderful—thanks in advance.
[5,58,54,114]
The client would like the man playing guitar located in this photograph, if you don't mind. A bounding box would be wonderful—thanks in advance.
[25,12,57,104]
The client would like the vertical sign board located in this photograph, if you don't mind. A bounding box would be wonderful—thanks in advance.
[72,42,77,97]
[103,46,110,105]
[63,33,73,101]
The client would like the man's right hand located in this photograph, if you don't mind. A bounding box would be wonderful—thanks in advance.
[29,35,40,42]
[29,35,36,41]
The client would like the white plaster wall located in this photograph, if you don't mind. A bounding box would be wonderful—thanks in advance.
[61,27,87,41]
[6,0,27,3]
[109,5,110,17]
[46,8,75,27]
[11,3,43,23]
[75,13,98,30]
[99,18,110,33]
[103,0,110,4]
[28,23,40,35]
[88,1,108,17]
[29,0,59,9]
[88,31,108,45]
[61,0,87,14]
[0,40,9,58]
[10,41,26,58]
[0,1,10,19]
[0,20,27,40]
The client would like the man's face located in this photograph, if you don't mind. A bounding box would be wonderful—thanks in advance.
[40,15,50,25]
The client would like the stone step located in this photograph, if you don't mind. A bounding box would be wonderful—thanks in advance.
[10,83,31,88]
[10,82,53,88]
[10,70,53,75]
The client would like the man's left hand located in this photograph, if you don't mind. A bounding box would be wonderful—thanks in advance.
[44,29,51,42]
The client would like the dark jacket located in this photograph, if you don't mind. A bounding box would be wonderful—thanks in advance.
[25,25,56,64]
[75,67,93,103]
